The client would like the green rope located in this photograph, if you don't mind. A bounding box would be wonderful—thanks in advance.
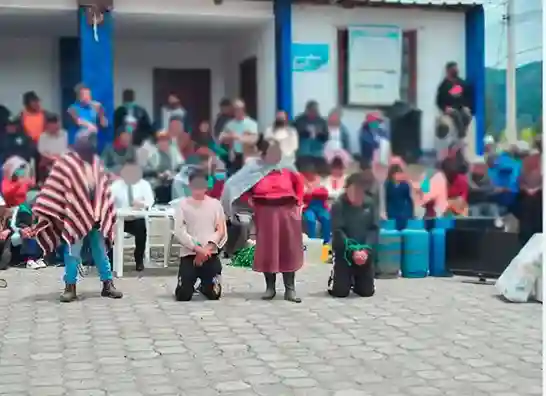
[344,238,371,266]
[231,245,255,268]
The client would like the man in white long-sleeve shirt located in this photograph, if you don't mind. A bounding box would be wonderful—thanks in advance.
[173,170,227,301]
[110,161,155,271]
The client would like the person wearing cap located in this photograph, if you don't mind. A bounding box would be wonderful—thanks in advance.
[435,61,473,141]
[101,126,138,175]
[294,100,329,162]
[144,129,183,204]
[220,99,259,166]
[17,91,47,144]
[327,173,378,298]
[114,89,152,146]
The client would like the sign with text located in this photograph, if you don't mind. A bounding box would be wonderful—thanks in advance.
[347,25,402,106]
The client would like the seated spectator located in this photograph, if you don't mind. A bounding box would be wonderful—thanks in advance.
[145,130,183,204]
[1,156,33,207]
[323,156,347,200]
[443,158,469,216]
[110,161,155,271]
[114,89,152,146]
[385,164,413,230]
[37,114,68,182]
[328,173,377,298]
[173,170,227,301]
[101,126,138,175]
[324,108,351,167]
[467,157,498,217]
[1,117,35,164]
[301,161,331,243]
[8,190,45,269]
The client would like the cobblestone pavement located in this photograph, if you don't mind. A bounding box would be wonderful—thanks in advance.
[0,262,542,396]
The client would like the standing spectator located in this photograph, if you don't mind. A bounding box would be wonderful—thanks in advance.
[110,162,155,271]
[294,100,329,162]
[37,114,68,182]
[220,99,259,165]
[1,118,35,164]
[263,111,299,161]
[114,89,152,146]
[101,127,137,175]
[213,98,233,138]
[324,108,351,167]
[144,130,183,204]
[161,93,190,132]
[67,83,108,145]
[18,91,47,144]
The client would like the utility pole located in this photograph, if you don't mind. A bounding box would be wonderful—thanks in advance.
[504,0,518,144]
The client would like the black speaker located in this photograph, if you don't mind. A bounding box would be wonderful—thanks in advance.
[387,101,422,164]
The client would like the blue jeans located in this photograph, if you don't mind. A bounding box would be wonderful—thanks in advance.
[63,228,112,284]
[303,203,331,243]
[21,238,41,260]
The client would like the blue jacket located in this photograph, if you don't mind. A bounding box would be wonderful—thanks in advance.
[385,181,414,221]
[488,153,521,207]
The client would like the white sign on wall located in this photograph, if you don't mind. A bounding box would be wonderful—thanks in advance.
[347,25,402,106]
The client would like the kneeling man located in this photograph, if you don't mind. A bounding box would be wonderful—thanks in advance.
[173,170,227,301]
[328,173,378,298]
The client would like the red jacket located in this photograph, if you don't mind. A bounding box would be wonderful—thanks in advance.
[447,174,468,200]
[303,177,329,209]
[1,178,31,207]
[251,170,304,204]
[207,179,225,200]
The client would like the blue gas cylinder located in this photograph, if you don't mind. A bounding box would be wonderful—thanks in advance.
[401,219,429,278]
[376,220,402,279]
[429,217,454,277]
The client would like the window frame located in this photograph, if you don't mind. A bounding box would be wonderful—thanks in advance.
[336,28,417,109]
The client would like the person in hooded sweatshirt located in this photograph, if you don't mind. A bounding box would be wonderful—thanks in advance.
[1,156,33,208]
[1,118,36,165]
[328,172,379,298]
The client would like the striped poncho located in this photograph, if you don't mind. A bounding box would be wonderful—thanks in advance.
[32,152,116,254]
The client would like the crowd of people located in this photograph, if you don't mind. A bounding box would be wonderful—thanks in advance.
[0,63,542,303]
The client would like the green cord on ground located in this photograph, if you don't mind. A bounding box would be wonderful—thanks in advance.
[344,238,371,266]
[231,245,255,268]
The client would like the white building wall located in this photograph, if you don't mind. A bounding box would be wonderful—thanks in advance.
[291,4,467,150]
[0,37,60,115]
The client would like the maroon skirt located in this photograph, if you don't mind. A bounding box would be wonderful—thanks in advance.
[253,200,303,273]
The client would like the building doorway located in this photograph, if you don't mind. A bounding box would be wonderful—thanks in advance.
[153,68,211,133]
[239,57,258,119]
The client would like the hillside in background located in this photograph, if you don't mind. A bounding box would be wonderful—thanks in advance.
[485,61,542,135]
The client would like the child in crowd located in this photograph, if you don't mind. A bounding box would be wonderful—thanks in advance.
[301,161,331,244]
[385,164,413,229]
[173,170,227,301]
[323,156,347,200]
[328,173,378,298]
[1,156,33,208]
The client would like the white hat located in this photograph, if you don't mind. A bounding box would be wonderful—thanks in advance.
[483,135,495,145]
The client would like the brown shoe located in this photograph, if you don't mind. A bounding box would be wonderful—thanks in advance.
[60,284,77,303]
[101,280,123,299]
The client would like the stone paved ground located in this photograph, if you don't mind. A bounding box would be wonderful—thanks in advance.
[0,262,542,396]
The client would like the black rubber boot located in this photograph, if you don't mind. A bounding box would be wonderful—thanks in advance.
[101,280,123,299]
[282,272,301,303]
[60,284,77,303]
[261,273,277,300]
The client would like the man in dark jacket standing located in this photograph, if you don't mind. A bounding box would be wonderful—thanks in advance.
[435,62,473,140]
[114,89,152,146]
[327,173,379,298]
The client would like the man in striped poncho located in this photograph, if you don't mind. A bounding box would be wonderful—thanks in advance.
[32,128,122,302]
